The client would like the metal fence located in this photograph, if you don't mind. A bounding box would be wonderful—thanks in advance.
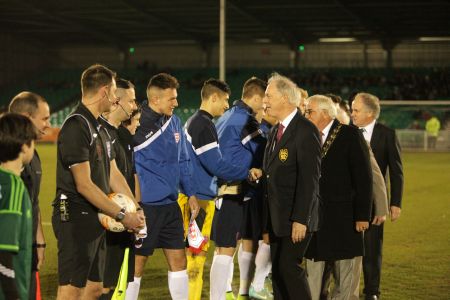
[397,129,450,151]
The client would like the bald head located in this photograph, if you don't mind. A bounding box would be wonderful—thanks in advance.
[9,91,51,138]
[9,92,47,117]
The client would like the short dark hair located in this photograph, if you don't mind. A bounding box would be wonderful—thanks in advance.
[242,77,267,99]
[116,78,135,90]
[201,78,231,101]
[147,73,179,91]
[121,104,142,127]
[325,93,342,104]
[81,64,116,96]
[9,91,47,117]
[0,113,37,163]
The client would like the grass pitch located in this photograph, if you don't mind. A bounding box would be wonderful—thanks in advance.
[36,144,450,299]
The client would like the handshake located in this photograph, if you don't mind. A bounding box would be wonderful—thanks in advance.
[248,168,263,182]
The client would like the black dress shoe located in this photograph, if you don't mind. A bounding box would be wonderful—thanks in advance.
[365,295,379,300]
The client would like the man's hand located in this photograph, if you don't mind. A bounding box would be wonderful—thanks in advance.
[189,195,200,220]
[355,221,369,232]
[36,247,45,270]
[248,168,263,182]
[122,212,145,232]
[372,215,386,225]
[136,206,147,229]
[390,205,401,222]
[291,222,307,243]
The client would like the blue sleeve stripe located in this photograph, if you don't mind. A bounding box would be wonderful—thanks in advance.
[241,129,263,145]
[134,116,172,152]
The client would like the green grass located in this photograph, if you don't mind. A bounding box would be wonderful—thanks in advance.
[37,145,450,299]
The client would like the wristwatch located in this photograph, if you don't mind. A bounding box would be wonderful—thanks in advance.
[115,207,126,222]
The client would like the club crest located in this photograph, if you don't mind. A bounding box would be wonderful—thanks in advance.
[174,132,180,143]
[279,148,288,162]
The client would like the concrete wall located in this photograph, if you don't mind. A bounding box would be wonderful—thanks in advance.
[0,33,58,86]
[56,40,450,69]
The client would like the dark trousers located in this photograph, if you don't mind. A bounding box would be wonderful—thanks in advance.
[269,231,313,300]
[29,270,37,300]
[363,223,384,296]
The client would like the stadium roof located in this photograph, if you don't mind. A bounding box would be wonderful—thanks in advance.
[1,0,449,49]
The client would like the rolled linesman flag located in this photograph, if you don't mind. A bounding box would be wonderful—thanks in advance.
[112,247,130,300]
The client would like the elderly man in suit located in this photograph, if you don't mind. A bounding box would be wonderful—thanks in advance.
[304,95,373,300]
[253,73,321,299]
[351,93,404,300]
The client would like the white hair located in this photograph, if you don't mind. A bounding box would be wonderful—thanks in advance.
[307,95,337,119]
[268,73,300,106]
[355,92,380,119]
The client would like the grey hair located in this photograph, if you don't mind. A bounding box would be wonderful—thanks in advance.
[307,95,337,119]
[355,92,380,119]
[268,73,300,106]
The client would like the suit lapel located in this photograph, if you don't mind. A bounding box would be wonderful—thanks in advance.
[322,120,339,148]
[264,124,278,169]
[370,122,382,151]
[266,113,299,167]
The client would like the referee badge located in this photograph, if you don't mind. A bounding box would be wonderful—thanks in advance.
[174,132,180,143]
[279,148,288,162]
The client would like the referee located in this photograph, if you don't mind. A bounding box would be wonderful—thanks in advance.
[52,64,144,300]
[98,78,138,299]
[9,91,51,300]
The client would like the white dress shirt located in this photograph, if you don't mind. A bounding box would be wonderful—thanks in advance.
[360,119,376,142]
[280,108,298,129]
[321,119,334,145]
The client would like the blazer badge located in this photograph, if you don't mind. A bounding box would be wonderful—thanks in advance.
[279,148,288,162]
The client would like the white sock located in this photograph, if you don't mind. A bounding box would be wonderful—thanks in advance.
[252,242,271,291]
[238,245,256,295]
[210,255,233,300]
[168,270,189,300]
[125,276,141,300]
[226,255,234,292]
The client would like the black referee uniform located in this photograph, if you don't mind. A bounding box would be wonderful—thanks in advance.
[21,151,42,299]
[117,125,136,191]
[99,116,135,288]
[52,103,114,288]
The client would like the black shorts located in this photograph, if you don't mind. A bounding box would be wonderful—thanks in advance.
[103,231,135,287]
[52,201,105,288]
[211,194,245,248]
[241,196,263,241]
[135,202,185,256]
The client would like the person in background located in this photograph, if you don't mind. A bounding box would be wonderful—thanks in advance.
[0,113,37,300]
[351,92,404,300]
[304,95,372,300]
[9,91,51,300]
[425,114,441,149]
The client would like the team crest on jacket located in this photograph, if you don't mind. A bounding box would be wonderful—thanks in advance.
[279,148,288,162]
[174,132,180,143]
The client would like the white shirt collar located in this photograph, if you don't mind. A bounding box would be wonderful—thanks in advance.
[280,108,298,129]
[321,119,334,142]
[360,119,376,142]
